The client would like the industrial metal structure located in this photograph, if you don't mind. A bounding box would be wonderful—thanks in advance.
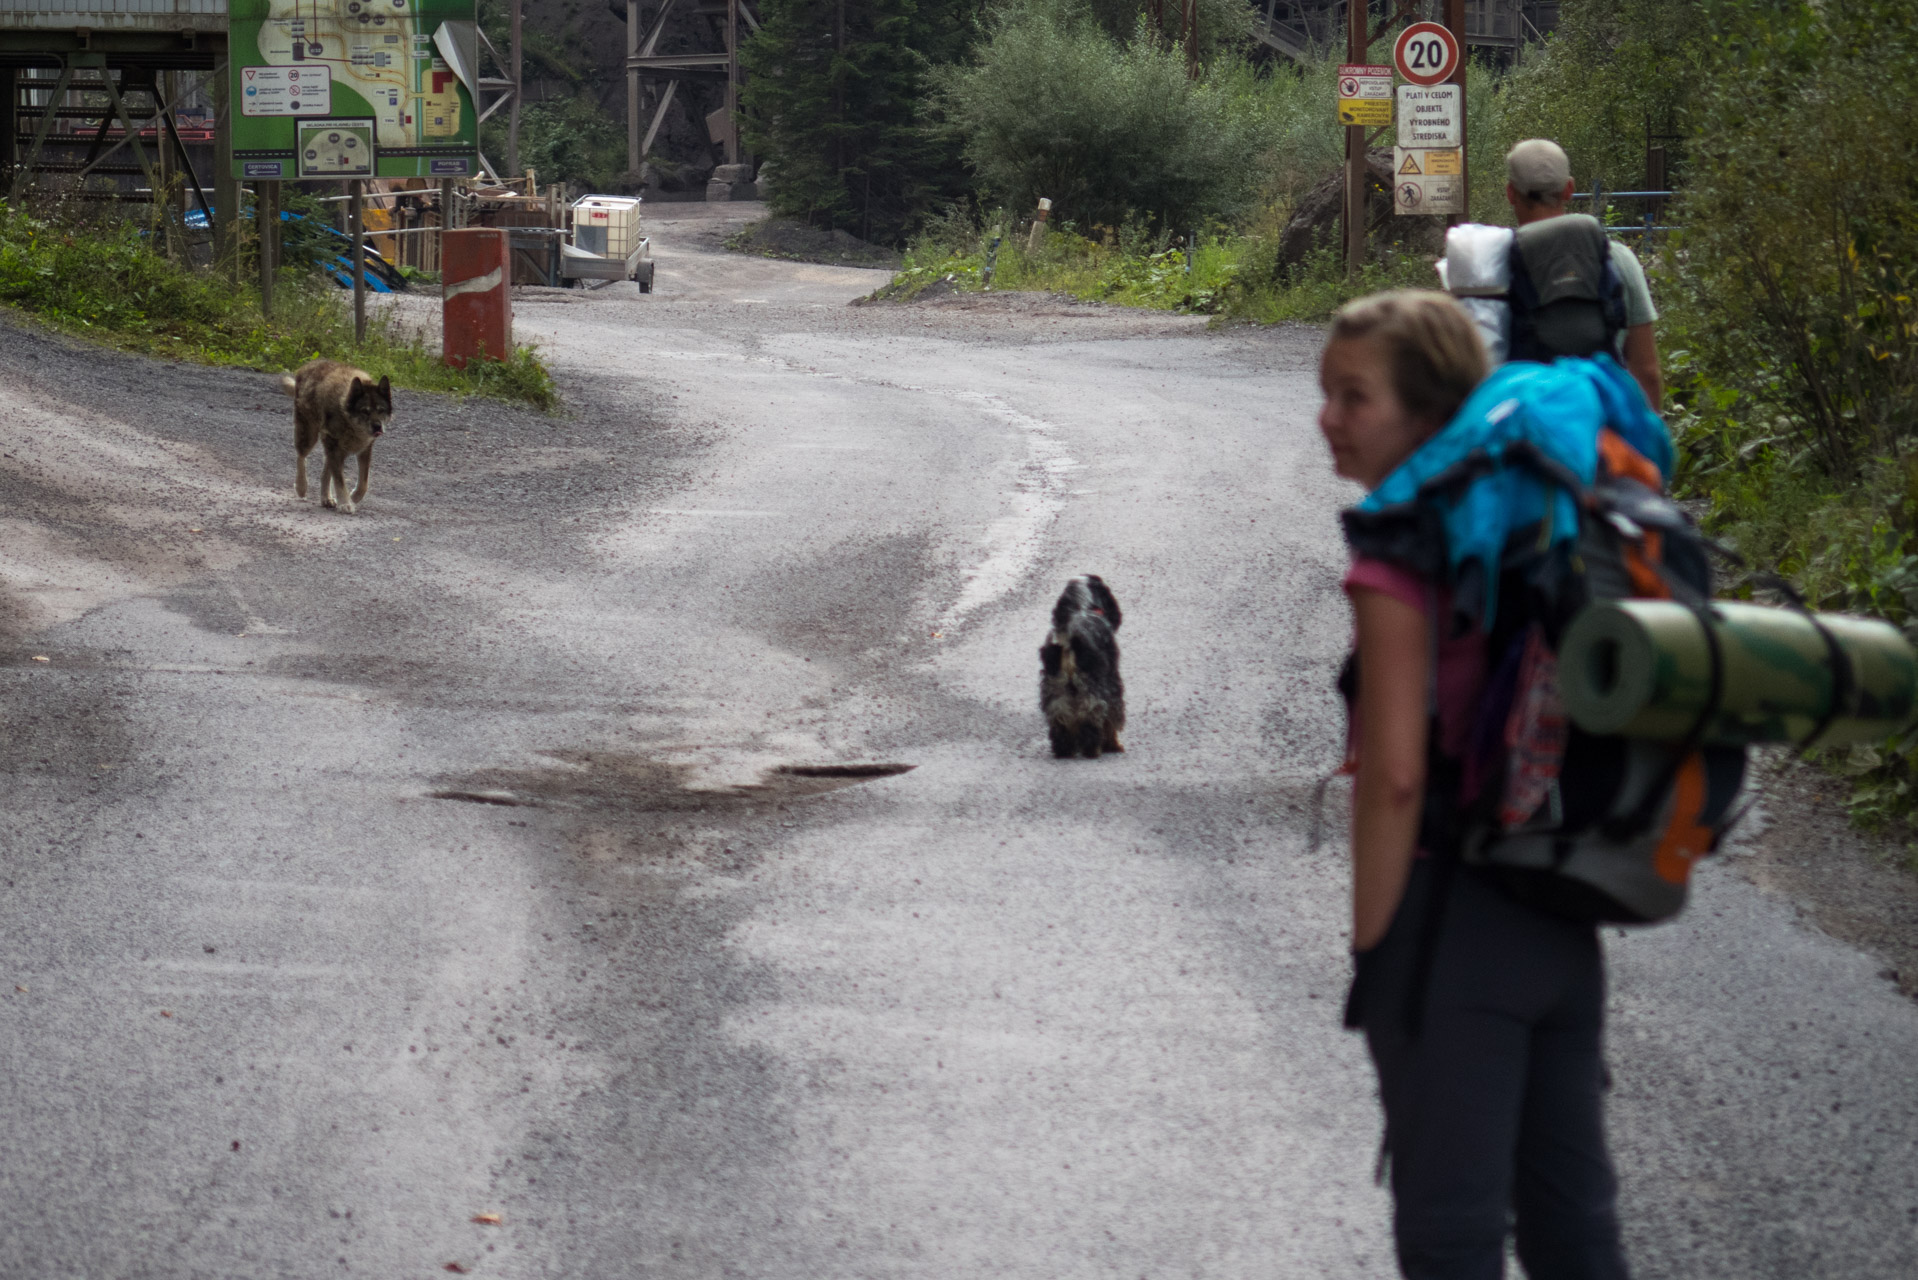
[1,0,238,256]
[623,0,754,175]
[1254,0,1558,63]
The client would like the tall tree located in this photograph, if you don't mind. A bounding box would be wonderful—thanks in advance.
[739,0,981,243]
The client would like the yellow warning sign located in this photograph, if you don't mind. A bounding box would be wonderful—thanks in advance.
[1399,153,1422,175]
[1424,148,1463,175]
[1339,98,1393,127]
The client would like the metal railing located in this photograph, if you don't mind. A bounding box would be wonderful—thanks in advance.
[1575,184,1681,235]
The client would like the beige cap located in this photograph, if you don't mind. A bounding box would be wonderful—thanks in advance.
[1506,138,1572,201]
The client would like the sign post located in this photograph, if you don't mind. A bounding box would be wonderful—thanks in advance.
[1392,19,1467,221]
[350,178,366,344]
[1343,0,1366,280]
[1445,0,1469,224]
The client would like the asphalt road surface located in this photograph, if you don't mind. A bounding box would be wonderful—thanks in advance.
[3,207,1916,1279]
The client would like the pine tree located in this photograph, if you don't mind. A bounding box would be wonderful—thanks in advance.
[739,0,980,243]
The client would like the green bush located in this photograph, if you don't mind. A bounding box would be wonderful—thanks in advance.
[1471,0,1709,219]
[1075,0,1253,58]
[1638,0,1918,833]
[1222,241,1438,324]
[741,0,982,243]
[482,96,627,192]
[1674,0,1918,481]
[933,3,1276,231]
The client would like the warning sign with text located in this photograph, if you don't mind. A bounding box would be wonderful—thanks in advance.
[1395,147,1465,216]
[1396,83,1461,148]
[1338,63,1393,127]
[1396,147,1462,178]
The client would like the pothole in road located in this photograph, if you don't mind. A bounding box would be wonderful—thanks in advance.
[426,752,915,813]
[774,763,915,780]
[429,789,536,807]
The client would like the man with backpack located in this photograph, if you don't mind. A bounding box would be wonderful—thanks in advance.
[1504,138,1663,409]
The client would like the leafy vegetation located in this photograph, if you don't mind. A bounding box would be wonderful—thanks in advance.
[877,220,1244,312]
[476,0,628,191]
[933,4,1276,232]
[0,202,557,411]
[879,207,1432,322]
[740,0,984,243]
[1653,0,1918,837]
[483,95,628,193]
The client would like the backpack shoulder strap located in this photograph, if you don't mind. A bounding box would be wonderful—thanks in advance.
[1600,240,1631,349]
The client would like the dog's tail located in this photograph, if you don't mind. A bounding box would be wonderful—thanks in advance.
[277,373,297,397]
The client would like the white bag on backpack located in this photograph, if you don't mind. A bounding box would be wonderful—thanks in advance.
[1458,297,1512,364]
[1438,224,1517,362]
[1443,223,1515,294]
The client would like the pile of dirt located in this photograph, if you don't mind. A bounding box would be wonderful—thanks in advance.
[725,217,902,269]
[1276,150,1448,277]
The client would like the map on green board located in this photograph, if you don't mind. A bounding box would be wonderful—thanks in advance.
[229,0,480,180]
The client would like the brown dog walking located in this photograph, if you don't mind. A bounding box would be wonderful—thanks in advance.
[283,360,393,514]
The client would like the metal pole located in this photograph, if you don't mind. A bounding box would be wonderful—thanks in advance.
[212,53,241,278]
[98,64,176,244]
[1344,0,1365,280]
[508,0,523,178]
[258,180,277,317]
[639,82,678,160]
[1445,0,1468,225]
[157,73,176,245]
[351,178,366,344]
[438,176,454,275]
[626,0,640,172]
[160,95,214,238]
[725,0,739,165]
[11,62,74,201]
[0,68,14,191]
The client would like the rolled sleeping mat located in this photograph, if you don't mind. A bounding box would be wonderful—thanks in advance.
[1559,599,1918,746]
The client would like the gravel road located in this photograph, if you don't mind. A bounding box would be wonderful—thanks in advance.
[1,203,1915,1278]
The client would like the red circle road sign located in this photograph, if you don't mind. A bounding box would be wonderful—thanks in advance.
[1394,21,1460,86]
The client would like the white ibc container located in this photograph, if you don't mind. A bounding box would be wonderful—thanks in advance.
[570,195,644,260]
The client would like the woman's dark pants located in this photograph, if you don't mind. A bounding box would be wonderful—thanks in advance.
[1355,862,1632,1280]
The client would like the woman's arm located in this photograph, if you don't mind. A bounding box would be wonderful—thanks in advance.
[1349,586,1432,951]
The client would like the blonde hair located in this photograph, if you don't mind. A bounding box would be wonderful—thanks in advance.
[1328,290,1488,428]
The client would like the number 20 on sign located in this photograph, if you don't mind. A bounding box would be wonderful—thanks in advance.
[1394,21,1461,87]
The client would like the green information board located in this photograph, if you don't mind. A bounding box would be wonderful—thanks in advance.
[229,0,479,180]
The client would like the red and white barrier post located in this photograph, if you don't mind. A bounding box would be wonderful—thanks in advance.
[441,228,512,368]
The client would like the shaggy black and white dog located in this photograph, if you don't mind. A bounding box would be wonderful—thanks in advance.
[1039,575,1125,758]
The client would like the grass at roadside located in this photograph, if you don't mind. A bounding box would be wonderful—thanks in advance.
[874,227,1243,312]
[870,216,1436,322]
[0,202,557,411]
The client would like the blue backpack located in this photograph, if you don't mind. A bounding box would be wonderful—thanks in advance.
[1339,357,1745,927]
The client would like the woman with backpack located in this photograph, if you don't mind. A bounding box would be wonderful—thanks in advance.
[1321,289,1637,1280]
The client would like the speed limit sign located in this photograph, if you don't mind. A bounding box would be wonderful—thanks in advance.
[1394,21,1460,87]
